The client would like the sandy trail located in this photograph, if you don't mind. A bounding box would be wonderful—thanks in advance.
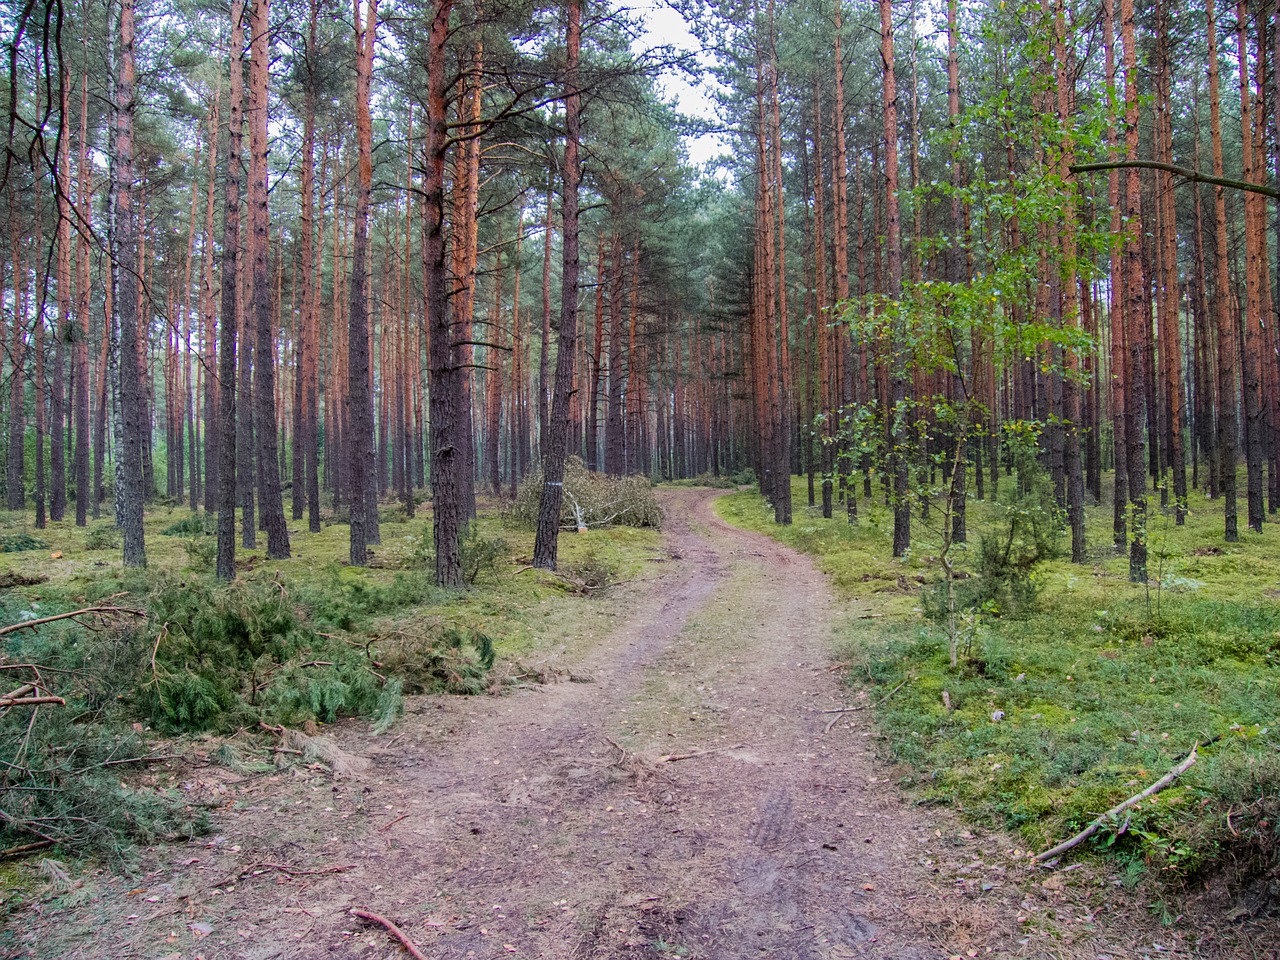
[7,488,1187,960]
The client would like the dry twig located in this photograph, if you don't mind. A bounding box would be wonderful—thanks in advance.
[351,908,430,960]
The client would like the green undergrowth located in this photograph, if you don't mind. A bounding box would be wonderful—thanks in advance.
[718,473,1280,888]
[0,500,660,861]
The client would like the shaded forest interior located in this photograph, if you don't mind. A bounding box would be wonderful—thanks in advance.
[3,0,1280,584]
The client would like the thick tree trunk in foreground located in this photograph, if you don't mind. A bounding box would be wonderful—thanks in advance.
[347,0,378,566]
[113,0,146,567]
[425,0,464,586]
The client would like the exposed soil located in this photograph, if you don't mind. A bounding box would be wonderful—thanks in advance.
[5,489,1277,959]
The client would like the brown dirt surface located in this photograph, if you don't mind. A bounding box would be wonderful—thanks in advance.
[4,489,1276,959]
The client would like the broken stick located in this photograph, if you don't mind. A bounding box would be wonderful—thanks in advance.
[660,743,745,763]
[351,908,430,960]
[1035,746,1198,863]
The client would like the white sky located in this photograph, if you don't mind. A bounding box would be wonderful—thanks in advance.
[629,0,728,168]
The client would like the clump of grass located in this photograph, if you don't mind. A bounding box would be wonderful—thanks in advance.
[83,523,120,550]
[562,549,618,590]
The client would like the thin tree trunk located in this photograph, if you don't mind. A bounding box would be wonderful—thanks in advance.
[881,0,909,557]
[216,0,246,581]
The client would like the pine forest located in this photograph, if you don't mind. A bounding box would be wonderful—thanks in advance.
[3,0,1280,954]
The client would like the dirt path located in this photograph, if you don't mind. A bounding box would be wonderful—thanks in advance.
[6,489,1202,959]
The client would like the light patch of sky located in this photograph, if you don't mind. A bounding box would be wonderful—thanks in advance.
[628,0,728,169]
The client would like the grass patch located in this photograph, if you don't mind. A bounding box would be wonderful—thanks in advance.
[718,472,1280,886]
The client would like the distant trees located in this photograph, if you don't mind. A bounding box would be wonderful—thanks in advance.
[1,0,1278,577]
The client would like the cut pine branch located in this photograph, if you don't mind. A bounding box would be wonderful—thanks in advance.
[0,606,146,638]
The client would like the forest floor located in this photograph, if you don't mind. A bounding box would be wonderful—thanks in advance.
[2,488,1271,960]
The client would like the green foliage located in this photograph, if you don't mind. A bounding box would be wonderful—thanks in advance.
[408,526,511,585]
[159,514,212,537]
[83,523,120,550]
[0,728,208,864]
[461,533,508,585]
[924,429,1062,623]
[506,457,662,530]
[125,578,399,734]
[292,566,437,631]
[183,535,216,571]
[1,533,49,553]
[375,627,497,696]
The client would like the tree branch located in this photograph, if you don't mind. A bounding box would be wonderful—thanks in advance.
[1068,160,1279,200]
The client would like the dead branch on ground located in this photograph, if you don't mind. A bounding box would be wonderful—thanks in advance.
[1035,746,1199,863]
[351,908,430,960]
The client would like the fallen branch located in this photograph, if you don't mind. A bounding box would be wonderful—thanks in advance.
[0,605,146,638]
[820,677,911,714]
[823,677,911,733]
[210,861,354,888]
[660,743,745,763]
[351,908,430,960]
[1035,746,1199,864]
[0,839,54,858]
[0,695,65,708]
[380,813,410,831]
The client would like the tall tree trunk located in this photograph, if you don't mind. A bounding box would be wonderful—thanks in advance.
[216,0,246,581]
[1120,0,1146,580]
[51,61,70,523]
[112,0,146,567]
[1237,0,1265,533]
[1208,0,1238,540]
[247,0,289,558]
[7,191,26,512]
[74,61,90,526]
[202,86,222,516]
[1053,0,1085,561]
[532,0,582,570]
[347,0,378,566]
[425,0,463,585]
[881,0,909,557]
[293,13,317,525]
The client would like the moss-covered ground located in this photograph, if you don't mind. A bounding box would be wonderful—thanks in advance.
[718,473,1280,885]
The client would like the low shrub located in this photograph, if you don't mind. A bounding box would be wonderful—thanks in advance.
[1,533,49,553]
[83,523,120,550]
[375,626,497,695]
[160,514,212,537]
